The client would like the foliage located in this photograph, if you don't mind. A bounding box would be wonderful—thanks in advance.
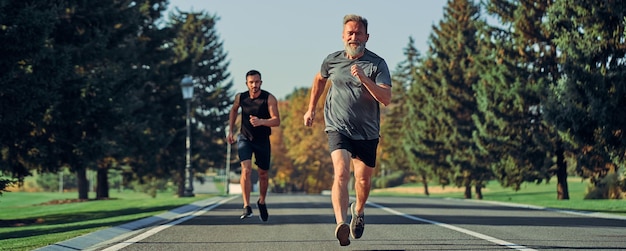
[36,168,77,192]
[380,37,419,186]
[544,0,626,192]
[268,111,296,193]
[372,170,406,189]
[0,1,233,199]
[0,0,67,194]
[405,0,490,199]
[475,0,556,191]
[280,87,334,194]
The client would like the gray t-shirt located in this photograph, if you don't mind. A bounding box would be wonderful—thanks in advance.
[320,49,391,140]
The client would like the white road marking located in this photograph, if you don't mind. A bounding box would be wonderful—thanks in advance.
[368,201,537,251]
[101,196,236,251]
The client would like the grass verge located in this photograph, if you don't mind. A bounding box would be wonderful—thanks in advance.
[371,177,626,216]
[0,191,213,251]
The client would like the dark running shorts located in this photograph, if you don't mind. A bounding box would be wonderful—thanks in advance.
[237,134,271,170]
[327,131,379,168]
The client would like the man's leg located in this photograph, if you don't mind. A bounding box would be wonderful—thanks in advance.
[330,149,351,224]
[258,168,268,204]
[352,159,373,215]
[240,160,253,208]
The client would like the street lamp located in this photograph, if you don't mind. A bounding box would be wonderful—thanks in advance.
[180,75,195,197]
[224,125,231,195]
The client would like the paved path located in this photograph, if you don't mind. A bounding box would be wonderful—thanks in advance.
[37,194,626,251]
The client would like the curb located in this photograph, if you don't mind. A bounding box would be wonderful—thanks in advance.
[34,196,230,251]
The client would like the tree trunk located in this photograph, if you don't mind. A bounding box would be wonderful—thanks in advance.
[422,173,430,196]
[96,168,109,199]
[76,168,89,200]
[555,140,570,200]
[475,185,483,200]
[464,185,472,199]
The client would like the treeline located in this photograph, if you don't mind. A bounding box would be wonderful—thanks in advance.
[271,0,625,200]
[3,0,625,201]
[0,1,233,198]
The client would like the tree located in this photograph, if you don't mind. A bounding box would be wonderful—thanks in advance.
[0,0,171,200]
[122,9,233,198]
[171,10,233,196]
[281,87,334,194]
[545,0,626,199]
[406,0,489,199]
[269,101,296,193]
[485,0,570,200]
[0,0,66,194]
[380,37,421,190]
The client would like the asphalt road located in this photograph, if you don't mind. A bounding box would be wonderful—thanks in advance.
[43,194,626,251]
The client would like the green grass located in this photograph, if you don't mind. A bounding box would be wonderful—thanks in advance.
[371,177,626,216]
[0,191,213,251]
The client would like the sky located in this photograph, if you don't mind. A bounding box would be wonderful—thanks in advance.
[167,0,449,100]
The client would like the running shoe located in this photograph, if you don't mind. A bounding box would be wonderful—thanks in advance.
[335,222,350,246]
[240,205,253,219]
[257,200,269,222]
[350,202,365,239]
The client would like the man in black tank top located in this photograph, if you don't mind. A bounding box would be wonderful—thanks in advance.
[227,70,280,222]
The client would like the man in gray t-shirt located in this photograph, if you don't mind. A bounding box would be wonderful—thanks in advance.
[303,14,391,247]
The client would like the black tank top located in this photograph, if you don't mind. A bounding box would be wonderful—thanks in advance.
[240,90,271,141]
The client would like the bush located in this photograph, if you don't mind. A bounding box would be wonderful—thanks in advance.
[585,172,623,199]
[372,171,405,188]
[36,169,77,192]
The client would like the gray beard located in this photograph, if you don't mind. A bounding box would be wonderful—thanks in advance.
[345,43,366,57]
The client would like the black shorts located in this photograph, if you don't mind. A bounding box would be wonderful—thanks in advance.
[327,131,379,168]
[237,134,271,170]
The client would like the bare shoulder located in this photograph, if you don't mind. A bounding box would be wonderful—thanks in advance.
[267,92,278,103]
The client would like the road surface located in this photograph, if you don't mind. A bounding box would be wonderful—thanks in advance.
[41,194,626,251]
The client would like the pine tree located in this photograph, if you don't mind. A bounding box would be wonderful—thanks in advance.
[406,0,488,199]
[139,9,234,197]
[545,0,626,199]
[475,0,559,195]
[485,0,571,199]
[472,24,552,192]
[0,0,66,193]
[380,37,422,190]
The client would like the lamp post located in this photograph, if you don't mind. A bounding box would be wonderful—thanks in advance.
[180,75,195,197]
[224,126,231,195]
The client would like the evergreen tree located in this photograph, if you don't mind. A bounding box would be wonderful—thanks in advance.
[472,23,552,191]
[0,0,170,199]
[474,0,557,194]
[406,0,488,199]
[545,0,626,198]
[485,0,572,199]
[380,37,421,190]
[171,10,233,196]
[122,9,233,198]
[0,0,66,194]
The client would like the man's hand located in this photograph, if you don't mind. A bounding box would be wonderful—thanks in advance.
[250,115,264,127]
[227,133,235,144]
[351,64,366,82]
[303,110,315,127]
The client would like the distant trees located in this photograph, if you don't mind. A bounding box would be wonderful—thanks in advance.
[0,1,233,198]
[3,0,624,201]
[270,0,623,200]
